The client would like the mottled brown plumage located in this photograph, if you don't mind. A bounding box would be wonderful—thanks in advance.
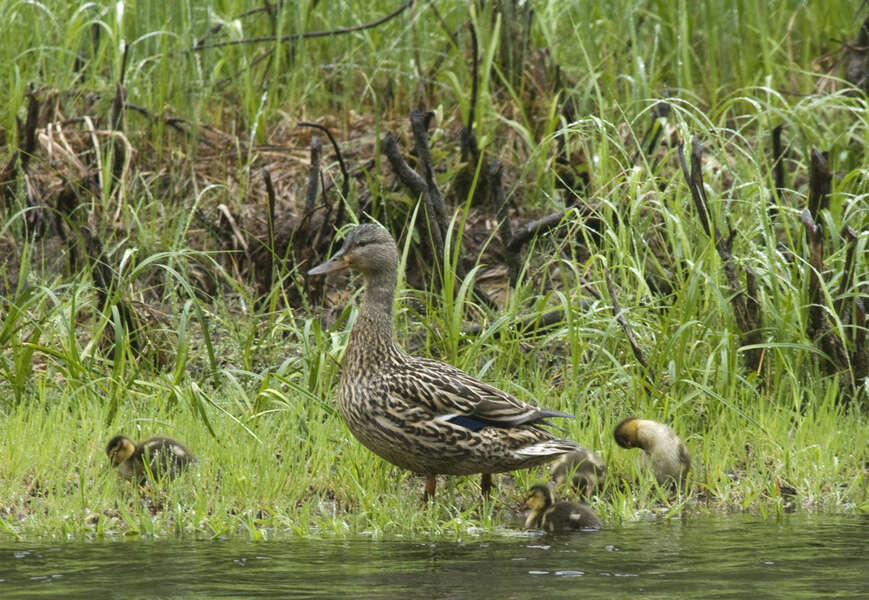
[523,484,602,532]
[106,435,196,483]
[550,448,606,496]
[309,224,577,498]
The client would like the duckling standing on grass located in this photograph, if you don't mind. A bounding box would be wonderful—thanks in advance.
[550,448,606,496]
[523,484,602,532]
[308,224,578,500]
[613,417,690,487]
[106,435,196,483]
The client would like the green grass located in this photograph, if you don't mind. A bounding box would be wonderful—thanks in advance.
[1,0,868,539]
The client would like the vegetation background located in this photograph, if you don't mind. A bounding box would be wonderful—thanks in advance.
[0,0,867,539]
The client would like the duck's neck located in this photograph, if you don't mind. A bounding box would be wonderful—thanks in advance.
[346,268,398,367]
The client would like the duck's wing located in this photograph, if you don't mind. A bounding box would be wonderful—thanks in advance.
[391,356,573,429]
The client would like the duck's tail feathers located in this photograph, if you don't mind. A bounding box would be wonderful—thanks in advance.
[512,439,579,459]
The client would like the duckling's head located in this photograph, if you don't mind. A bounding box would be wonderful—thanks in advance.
[106,435,136,467]
[308,224,398,278]
[614,417,641,449]
[523,484,554,512]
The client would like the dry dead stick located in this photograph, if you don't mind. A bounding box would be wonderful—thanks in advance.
[489,159,521,285]
[769,124,785,218]
[799,148,854,386]
[262,168,277,288]
[305,136,322,213]
[605,268,655,384]
[381,127,445,268]
[409,110,449,240]
[678,138,763,371]
[507,212,565,253]
[298,121,350,228]
[800,208,850,377]
[382,123,496,309]
[193,0,414,50]
[807,147,831,219]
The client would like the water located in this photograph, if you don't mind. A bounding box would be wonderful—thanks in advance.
[1,514,866,599]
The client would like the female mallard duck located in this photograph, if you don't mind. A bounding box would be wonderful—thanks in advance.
[308,223,577,499]
[523,484,601,532]
[106,435,196,483]
[550,448,606,496]
[613,417,690,487]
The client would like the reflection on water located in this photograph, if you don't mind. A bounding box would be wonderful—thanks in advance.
[1,514,866,599]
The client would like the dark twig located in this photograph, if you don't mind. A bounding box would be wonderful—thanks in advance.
[382,130,445,274]
[769,124,785,218]
[409,110,448,237]
[678,139,717,248]
[632,98,670,165]
[507,212,565,253]
[800,208,849,376]
[807,148,831,219]
[462,309,569,339]
[305,136,322,212]
[194,1,285,49]
[605,268,655,383]
[382,121,496,309]
[462,22,480,162]
[678,138,763,371]
[262,168,277,288]
[490,160,521,284]
[298,121,350,226]
[193,1,414,50]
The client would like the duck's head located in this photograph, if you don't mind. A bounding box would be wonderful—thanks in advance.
[523,484,554,511]
[106,435,136,467]
[613,417,641,449]
[308,224,398,278]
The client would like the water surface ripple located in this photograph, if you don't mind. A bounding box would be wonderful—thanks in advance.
[0,513,865,599]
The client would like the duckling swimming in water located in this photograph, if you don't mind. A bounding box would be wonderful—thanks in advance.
[106,435,196,483]
[523,484,602,532]
[550,448,606,496]
[613,417,690,487]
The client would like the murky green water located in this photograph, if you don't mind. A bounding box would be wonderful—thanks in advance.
[1,514,866,599]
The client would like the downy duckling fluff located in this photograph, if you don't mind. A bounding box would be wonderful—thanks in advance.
[613,417,690,487]
[523,484,602,532]
[550,448,606,496]
[308,224,578,500]
[106,435,196,483]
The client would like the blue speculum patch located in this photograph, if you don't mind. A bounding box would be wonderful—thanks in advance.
[447,415,489,432]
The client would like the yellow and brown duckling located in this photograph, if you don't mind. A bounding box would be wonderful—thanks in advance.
[106,435,196,483]
[523,484,602,533]
[550,448,606,496]
[308,224,578,500]
[613,417,690,487]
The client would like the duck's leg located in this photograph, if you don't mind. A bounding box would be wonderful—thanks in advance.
[480,473,494,497]
[424,475,437,501]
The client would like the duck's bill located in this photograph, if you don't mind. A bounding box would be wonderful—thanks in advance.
[308,254,348,275]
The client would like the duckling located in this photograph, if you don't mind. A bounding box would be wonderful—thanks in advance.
[523,484,602,532]
[613,417,690,487]
[106,435,196,483]
[550,448,606,496]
